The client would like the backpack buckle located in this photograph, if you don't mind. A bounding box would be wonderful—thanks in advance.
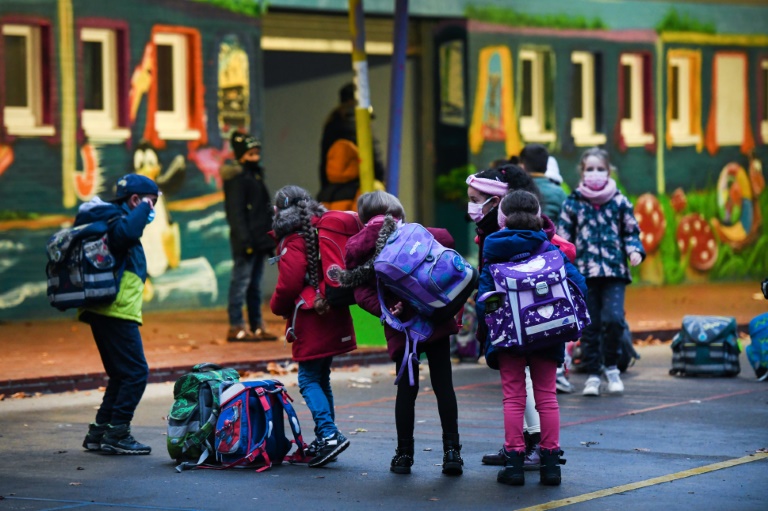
[535,281,549,296]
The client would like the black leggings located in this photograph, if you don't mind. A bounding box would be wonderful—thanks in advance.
[394,337,459,440]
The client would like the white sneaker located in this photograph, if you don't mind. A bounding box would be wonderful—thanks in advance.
[604,367,624,394]
[582,375,601,396]
[555,368,574,394]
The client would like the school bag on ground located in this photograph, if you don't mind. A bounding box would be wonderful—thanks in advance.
[373,220,478,384]
[167,363,240,470]
[670,315,740,377]
[46,218,122,311]
[477,243,589,352]
[215,379,308,470]
[746,312,768,381]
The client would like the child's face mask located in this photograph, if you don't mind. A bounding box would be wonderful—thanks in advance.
[467,197,493,223]
[582,156,610,190]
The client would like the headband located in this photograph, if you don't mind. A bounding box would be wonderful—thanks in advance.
[466,175,508,198]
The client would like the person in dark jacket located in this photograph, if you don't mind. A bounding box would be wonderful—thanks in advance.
[316,83,385,211]
[79,174,158,455]
[341,191,463,477]
[222,131,277,342]
[270,185,356,468]
[477,190,587,486]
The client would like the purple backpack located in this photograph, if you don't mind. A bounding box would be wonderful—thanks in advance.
[478,244,589,351]
[374,223,477,384]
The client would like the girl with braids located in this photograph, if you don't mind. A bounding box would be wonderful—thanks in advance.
[478,190,586,486]
[341,191,463,476]
[269,185,356,468]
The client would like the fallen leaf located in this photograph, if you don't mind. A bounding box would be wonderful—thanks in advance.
[76,467,85,470]
[580,441,599,447]
[354,428,368,433]
[634,448,650,452]
[267,362,288,375]
[68,482,81,486]
[0,394,4,401]
[177,333,190,339]
[349,377,372,384]
[429,497,440,501]
[11,392,28,399]
[423,448,432,452]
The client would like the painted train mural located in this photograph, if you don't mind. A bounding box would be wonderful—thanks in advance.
[0,0,262,319]
[434,20,768,286]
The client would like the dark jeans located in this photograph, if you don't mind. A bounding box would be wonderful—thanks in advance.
[227,252,266,330]
[85,312,149,426]
[394,338,459,441]
[580,277,627,375]
[297,357,337,440]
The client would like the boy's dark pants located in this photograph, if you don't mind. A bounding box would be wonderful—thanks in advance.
[84,312,149,426]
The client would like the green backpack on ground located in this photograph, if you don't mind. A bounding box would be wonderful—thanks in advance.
[167,363,240,467]
[670,315,740,377]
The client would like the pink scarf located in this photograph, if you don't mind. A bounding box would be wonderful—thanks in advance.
[577,178,618,205]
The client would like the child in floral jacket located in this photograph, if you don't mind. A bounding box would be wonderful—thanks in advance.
[557,147,645,397]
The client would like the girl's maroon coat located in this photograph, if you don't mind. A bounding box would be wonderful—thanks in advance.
[270,219,357,362]
[344,215,459,361]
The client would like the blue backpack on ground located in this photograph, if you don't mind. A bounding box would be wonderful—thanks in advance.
[215,380,309,470]
[46,218,121,311]
[746,312,768,381]
[478,244,589,352]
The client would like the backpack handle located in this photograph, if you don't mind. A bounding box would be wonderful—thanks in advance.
[192,363,223,372]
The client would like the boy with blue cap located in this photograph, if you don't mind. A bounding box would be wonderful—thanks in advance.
[79,174,158,455]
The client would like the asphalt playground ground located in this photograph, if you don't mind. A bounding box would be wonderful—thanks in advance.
[0,343,766,511]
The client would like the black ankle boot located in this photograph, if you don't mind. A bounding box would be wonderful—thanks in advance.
[539,448,566,486]
[442,434,463,476]
[390,438,414,475]
[100,423,151,455]
[497,449,525,486]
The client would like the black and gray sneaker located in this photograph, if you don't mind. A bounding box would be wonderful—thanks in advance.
[306,437,338,462]
[83,423,108,451]
[100,424,151,455]
[308,432,349,468]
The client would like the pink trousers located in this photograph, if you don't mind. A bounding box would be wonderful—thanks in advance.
[497,352,560,452]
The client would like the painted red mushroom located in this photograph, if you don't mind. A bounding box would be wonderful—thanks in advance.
[676,213,718,280]
[670,187,687,214]
[634,193,666,284]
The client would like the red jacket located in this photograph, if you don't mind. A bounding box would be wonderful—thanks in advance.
[270,221,357,362]
[344,215,459,361]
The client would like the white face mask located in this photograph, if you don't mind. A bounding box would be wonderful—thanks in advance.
[467,197,492,223]
[583,171,609,190]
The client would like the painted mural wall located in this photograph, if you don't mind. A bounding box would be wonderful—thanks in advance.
[434,20,768,285]
[0,0,264,320]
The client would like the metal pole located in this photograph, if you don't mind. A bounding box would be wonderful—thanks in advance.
[348,0,375,194]
[386,0,408,196]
